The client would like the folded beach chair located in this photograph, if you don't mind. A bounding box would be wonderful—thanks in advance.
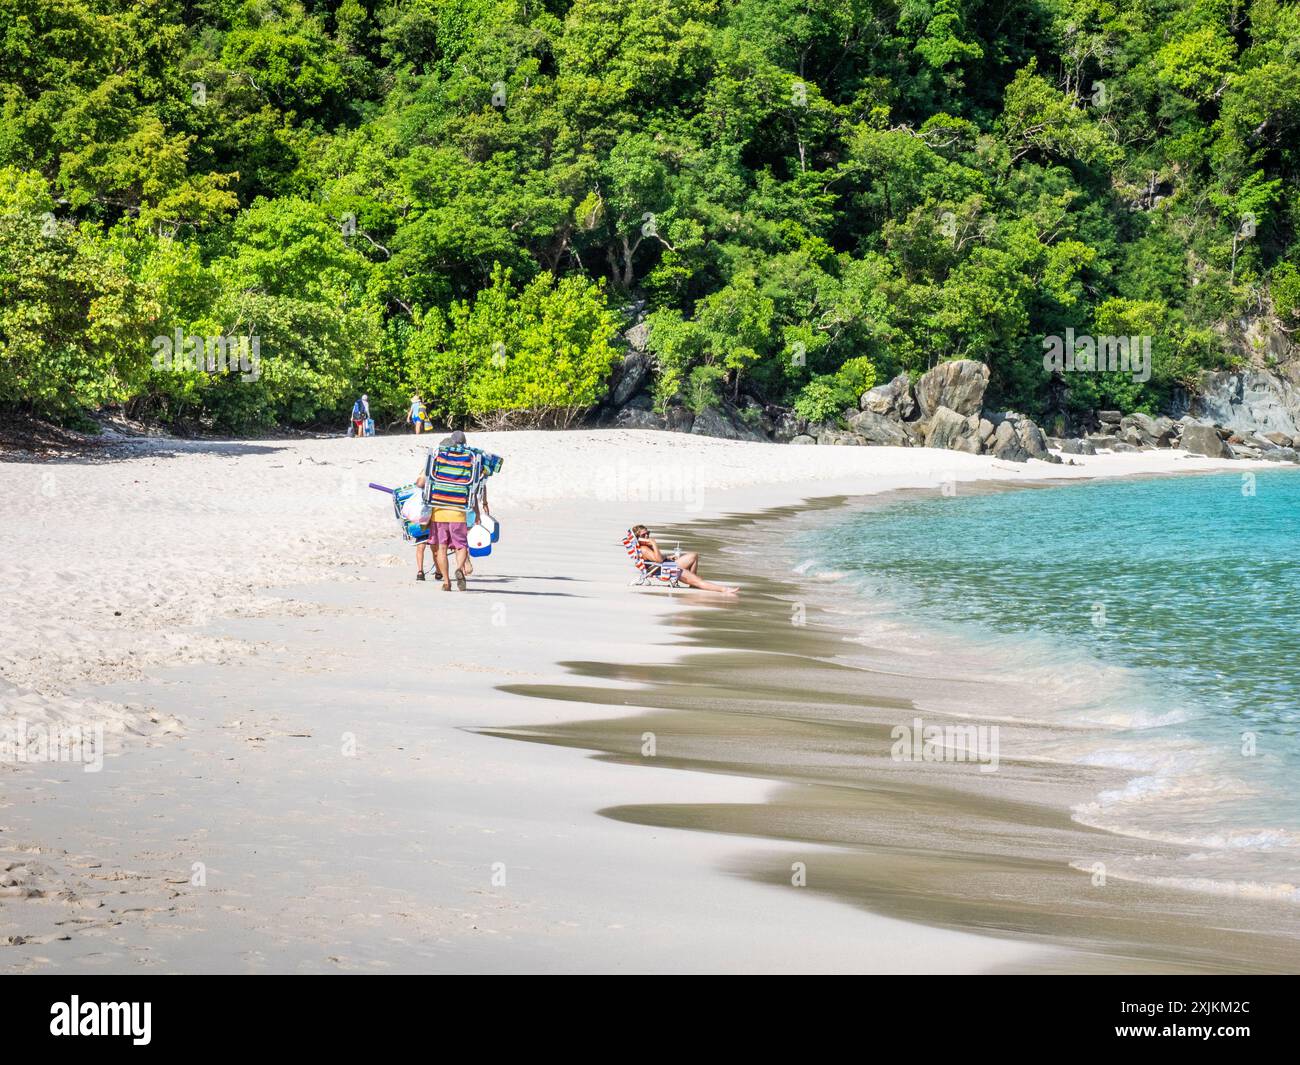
[621,530,680,589]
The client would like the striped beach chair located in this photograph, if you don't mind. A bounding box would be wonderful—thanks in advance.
[622,530,681,588]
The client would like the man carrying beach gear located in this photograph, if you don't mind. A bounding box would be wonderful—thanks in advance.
[424,430,503,592]
[350,394,371,439]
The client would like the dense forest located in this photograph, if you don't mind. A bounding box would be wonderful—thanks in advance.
[2,0,1298,432]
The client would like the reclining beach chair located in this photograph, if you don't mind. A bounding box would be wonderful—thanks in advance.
[621,530,681,589]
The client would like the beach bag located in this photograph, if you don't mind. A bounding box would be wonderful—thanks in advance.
[364,418,375,437]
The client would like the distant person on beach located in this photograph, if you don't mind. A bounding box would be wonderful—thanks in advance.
[350,395,370,438]
[632,524,738,594]
[407,394,428,434]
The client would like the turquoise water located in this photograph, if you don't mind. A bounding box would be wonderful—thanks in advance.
[807,469,1300,898]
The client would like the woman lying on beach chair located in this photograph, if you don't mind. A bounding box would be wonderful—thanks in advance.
[628,524,738,595]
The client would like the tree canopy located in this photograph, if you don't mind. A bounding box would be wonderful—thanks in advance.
[3,0,1297,429]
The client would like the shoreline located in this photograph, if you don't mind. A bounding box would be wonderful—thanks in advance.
[487,479,1300,971]
[3,431,1293,972]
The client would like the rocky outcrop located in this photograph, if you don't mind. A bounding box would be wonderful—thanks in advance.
[989,420,1029,462]
[914,359,990,418]
[924,407,982,452]
[614,406,664,431]
[846,409,911,446]
[1181,422,1232,458]
[690,403,767,442]
[1192,370,1300,436]
[607,351,652,408]
[860,373,917,420]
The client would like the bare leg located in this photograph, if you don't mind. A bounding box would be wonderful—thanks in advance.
[416,541,427,577]
[677,551,699,572]
[453,547,470,588]
[435,544,451,589]
[677,568,737,595]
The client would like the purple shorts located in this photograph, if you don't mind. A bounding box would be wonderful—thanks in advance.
[433,521,468,549]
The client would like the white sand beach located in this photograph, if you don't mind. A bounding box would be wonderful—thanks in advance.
[0,431,1281,972]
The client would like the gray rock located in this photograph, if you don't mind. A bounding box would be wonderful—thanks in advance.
[665,406,694,433]
[1086,434,1121,450]
[924,406,976,450]
[860,373,917,420]
[1054,437,1097,456]
[624,320,651,353]
[847,409,911,447]
[690,402,767,442]
[914,360,990,418]
[771,411,805,443]
[608,351,652,407]
[901,417,928,446]
[977,418,995,444]
[1016,417,1061,462]
[1111,442,1141,453]
[1263,431,1295,448]
[1260,447,1299,463]
[789,434,817,445]
[690,406,736,440]
[816,428,863,446]
[990,420,1029,462]
[1122,412,1176,447]
[1098,410,1122,424]
[1181,422,1233,458]
[615,407,665,431]
[1193,370,1300,436]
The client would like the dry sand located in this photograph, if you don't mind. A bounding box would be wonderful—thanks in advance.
[0,429,1287,972]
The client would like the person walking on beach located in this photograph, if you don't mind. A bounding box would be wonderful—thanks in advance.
[350,394,370,438]
[429,430,473,591]
[407,394,427,434]
[633,524,738,594]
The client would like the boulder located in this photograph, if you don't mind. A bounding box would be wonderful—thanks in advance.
[990,420,1029,462]
[1086,434,1121,450]
[1053,437,1097,456]
[1263,431,1295,448]
[816,428,863,446]
[914,360,990,419]
[923,406,977,451]
[789,434,817,445]
[624,320,651,353]
[860,373,917,420]
[1260,447,1299,463]
[608,351,652,408]
[1181,422,1232,458]
[771,410,806,443]
[1098,410,1122,425]
[1121,412,1176,447]
[1016,417,1061,462]
[1192,370,1300,437]
[615,407,665,431]
[664,406,695,433]
[690,402,767,442]
[690,406,735,440]
[847,409,911,447]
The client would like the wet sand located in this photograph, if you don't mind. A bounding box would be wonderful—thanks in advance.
[484,492,1300,973]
